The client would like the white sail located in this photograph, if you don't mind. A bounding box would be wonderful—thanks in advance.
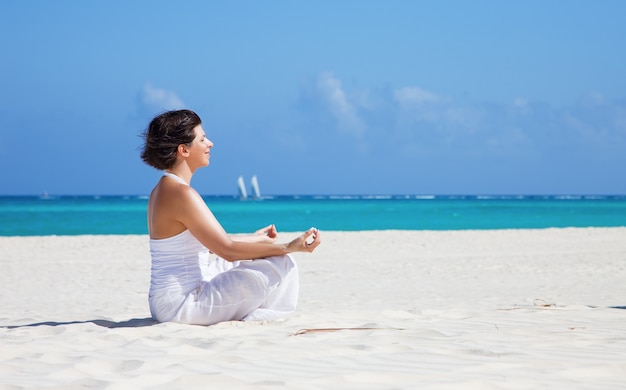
[250,175,261,199]
[237,176,248,199]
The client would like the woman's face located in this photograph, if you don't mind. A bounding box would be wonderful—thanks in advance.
[189,125,214,167]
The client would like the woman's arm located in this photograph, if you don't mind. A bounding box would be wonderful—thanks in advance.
[178,187,320,261]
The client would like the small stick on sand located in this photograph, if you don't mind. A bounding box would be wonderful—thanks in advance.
[293,327,405,336]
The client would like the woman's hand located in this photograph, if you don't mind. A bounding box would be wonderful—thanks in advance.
[287,227,321,253]
[253,224,278,244]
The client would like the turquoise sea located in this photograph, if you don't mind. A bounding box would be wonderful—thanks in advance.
[1,195,626,236]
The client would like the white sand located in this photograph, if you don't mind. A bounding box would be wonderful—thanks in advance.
[1,228,625,389]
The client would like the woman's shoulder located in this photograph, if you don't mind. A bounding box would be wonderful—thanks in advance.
[149,181,205,238]
[162,181,208,215]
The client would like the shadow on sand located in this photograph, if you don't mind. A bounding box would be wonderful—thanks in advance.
[2,317,158,329]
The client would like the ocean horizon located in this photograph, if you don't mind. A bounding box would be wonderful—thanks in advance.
[1,194,625,236]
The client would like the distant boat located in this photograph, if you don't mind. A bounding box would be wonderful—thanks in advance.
[39,191,51,199]
[250,175,261,199]
[237,175,248,200]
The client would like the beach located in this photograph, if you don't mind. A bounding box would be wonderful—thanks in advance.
[1,228,625,389]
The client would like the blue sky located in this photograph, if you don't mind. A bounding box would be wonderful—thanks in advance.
[1,0,625,195]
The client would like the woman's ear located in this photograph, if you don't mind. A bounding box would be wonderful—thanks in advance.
[177,144,190,157]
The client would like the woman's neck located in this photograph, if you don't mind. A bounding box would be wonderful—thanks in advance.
[165,164,194,185]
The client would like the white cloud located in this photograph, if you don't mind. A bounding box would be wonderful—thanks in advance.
[297,74,626,160]
[444,107,484,131]
[562,93,626,148]
[579,91,606,108]
[393,86,441,106]
[139,83,185,113]
[393,85,449,126]
[514,98,528,108]
[316,72,364,136]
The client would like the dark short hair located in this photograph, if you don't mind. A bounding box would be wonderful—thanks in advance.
[141,109,202,170]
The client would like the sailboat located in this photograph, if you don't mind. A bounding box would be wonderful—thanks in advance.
[250,175,261,200]
[237,175,248,200]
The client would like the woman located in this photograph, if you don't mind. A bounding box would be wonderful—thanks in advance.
[140,109,321,325]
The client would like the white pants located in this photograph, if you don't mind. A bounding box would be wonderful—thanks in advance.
[172,254,299,326]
